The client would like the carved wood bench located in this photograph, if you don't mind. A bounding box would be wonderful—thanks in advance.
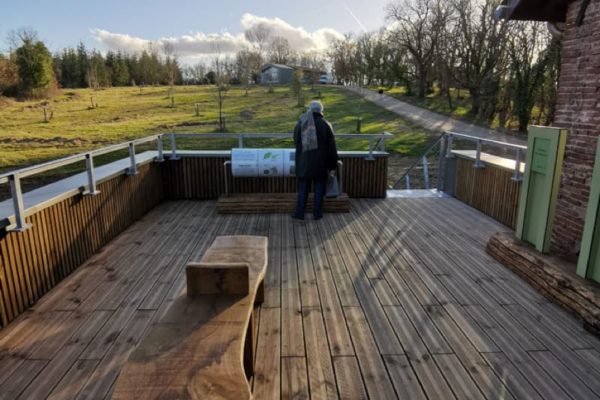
[112,235,268,400]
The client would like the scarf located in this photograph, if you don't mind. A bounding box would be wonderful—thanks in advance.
[299,111,318,152]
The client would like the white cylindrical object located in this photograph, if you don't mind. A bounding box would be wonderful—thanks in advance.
[231,148,259,177]
[258,149,284,177]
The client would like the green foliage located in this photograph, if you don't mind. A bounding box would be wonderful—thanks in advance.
[15,38,54,97]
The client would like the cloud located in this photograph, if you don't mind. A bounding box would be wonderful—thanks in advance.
[91,13,344,61]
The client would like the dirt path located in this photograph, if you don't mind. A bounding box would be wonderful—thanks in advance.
[343,85,527,146]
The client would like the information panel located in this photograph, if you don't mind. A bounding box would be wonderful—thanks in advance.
[258,149,284,176]
[231,149,258,177]
[231,148,296,177]
[283,149,295,177]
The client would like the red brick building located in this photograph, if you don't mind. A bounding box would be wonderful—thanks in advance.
[498,0,600,260]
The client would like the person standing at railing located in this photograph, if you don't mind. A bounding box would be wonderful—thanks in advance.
[292,100,339,220]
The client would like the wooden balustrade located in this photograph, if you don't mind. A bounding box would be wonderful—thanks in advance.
[0,163,164,328]
[453,155,522,228]
[162,153,388,199]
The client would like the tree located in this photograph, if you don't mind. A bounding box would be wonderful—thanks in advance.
[0,53,18,95]
[291,69,304,106]
[245,24,271,61]
[14,36,55,97]
[507,22,553,132]
[211,55,230,131]
[451,0,511,122]
[268,36,293,64]
[386,0,451,98]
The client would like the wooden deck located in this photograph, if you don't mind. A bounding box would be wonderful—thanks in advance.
[2,197,600,399]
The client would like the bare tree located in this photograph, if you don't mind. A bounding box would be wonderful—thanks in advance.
[268,36,293,64]
[451,0,511,121]
[211,51,231,131]
[244,25,271,62]
[386,0,452,98]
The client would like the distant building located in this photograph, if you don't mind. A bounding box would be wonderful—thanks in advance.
[260,64,327,85]
[260,64,294,84]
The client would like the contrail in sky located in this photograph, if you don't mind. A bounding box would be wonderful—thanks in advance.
[339,1,368,33]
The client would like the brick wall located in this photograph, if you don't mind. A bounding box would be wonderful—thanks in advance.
[551,0,600,260]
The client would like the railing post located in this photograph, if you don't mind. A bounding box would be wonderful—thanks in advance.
[8,174,30,231]
[367,137,374,160]
[436,135,447,191]
[446,134,454,158]
[422,156,430,190]
[156,135,164,162]
[512,148,522,181]
[474,139,485,168]
[238,134,244,148]
[380,133,387,152]
[85,153,99,195]
[405,175,411,190]
[170,133,180,160]
[128,142,138,175]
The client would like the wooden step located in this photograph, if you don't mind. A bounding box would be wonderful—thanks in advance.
[217,193,351,214]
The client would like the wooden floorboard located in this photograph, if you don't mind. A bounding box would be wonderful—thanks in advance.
[1,198,600,399]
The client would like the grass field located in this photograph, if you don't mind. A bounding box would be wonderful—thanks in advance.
[0,85,433,174]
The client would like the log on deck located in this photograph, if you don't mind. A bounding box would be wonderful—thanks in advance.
[487,231,600,333]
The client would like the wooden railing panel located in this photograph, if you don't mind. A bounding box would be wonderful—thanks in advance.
[454,157,521,228]
[162,155,388,199]
[0,163,164,328]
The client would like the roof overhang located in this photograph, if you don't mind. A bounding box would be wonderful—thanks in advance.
[494,0,569,22]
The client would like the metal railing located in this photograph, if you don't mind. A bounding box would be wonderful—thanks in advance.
[0,134,165,231]
[394,131,527,190]
[170,131,392,160]
[0,131,392,231]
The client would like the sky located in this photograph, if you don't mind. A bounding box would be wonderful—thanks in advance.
[1,0,390,63]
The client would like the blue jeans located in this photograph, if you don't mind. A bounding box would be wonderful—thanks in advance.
[294,179,326,218]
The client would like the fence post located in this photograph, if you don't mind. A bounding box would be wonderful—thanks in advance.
[128,142,138,175]
[422,156,430,190]
[85,153,99,195]
[170,133,180,160]
[156,135,165,162]
[405,175,411,190]
[512,148,522,181]
[238,134,244,148]
[8,174,29,231]
[474,139,485,168]
[380,133,387,152]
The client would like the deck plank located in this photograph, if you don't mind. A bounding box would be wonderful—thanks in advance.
[1,198,600,399]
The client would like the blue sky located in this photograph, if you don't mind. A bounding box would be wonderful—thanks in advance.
[1,0,390,58]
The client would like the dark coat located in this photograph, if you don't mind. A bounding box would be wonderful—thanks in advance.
[293,113,339,181]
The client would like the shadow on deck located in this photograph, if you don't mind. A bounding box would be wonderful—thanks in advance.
[1,197,600,399]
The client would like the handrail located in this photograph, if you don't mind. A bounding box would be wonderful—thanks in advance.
[393,131,528,191]
[0,134,162,183]
[445,131,527,150]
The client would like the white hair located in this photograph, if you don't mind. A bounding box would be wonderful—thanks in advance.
[309,100,324,114]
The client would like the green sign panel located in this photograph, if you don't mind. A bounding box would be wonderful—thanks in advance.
[531,138,549,174]
[515,126,567,253]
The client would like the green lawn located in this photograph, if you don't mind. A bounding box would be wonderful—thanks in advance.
[0,85,433,173]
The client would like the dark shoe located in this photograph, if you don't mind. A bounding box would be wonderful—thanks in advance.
[292,214,304,220]
[313,214,323,220]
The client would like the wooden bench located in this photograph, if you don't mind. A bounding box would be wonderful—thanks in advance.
[112,235,268,400]
[217,192,351,214]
